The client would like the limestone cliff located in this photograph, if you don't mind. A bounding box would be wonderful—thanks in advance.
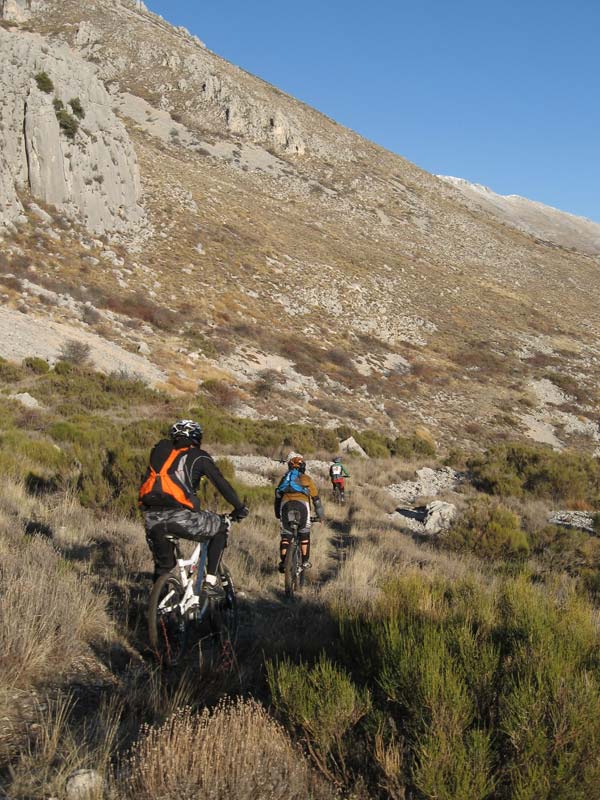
[0,26,144,235]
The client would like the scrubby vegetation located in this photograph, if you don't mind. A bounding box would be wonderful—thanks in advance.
[2,356,600,797]
[470,442,600,506]
[34,70,54,93]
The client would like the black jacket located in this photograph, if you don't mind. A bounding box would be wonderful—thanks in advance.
[140,438,243,512]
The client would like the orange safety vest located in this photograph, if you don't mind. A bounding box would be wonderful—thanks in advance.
[138,446,195,509]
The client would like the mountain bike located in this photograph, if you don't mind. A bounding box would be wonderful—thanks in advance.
[332,480,347,505]
[283,514,320,599]
[148,517,238,668]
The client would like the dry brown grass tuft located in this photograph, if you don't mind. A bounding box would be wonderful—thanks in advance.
[118,698,318,800]
[0,525,112,693]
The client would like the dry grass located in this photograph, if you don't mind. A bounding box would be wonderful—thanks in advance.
[0,517,112,694]
[0,438,594,798]
[118,698,319,800]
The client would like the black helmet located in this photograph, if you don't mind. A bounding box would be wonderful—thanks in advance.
[170,419,203,444]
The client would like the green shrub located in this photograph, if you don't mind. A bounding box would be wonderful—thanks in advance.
[23,357,49,375]
[53,361,73,376]
[446,496,529,560]
[268,654,370,784]
[68,97,85,119]
[34,71,54,93]
[339,573,600,799]
[55,108,79,139]
[393,430,436,459]
[0,357,24,383]
[470,442,600,505]
[355,429,392,459]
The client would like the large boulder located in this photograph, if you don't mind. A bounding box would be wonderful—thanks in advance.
[387,466,460,504]
[339,436,368,458]
[423,500,457,533]
[390,500,457,535]
[0,26,145,235]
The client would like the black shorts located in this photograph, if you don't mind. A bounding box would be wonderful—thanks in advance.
[280,500,310,534]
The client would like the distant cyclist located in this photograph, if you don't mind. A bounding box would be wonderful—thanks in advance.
[329,456,350,497]
[139,419,248,597]
[275,452,324,572]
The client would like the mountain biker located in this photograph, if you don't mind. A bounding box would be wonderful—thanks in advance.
[329,456,350,494]
[275,452,324,573]
[139,419,248,597]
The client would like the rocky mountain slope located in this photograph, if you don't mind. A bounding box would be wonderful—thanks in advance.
[1,0,599,453]
[439,175,600,257]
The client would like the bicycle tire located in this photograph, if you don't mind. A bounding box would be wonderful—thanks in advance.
[148,573,186,666]
[211,563,239,645]
[284,541,298,598]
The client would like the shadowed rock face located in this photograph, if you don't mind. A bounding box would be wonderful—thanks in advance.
[0,27,145,234]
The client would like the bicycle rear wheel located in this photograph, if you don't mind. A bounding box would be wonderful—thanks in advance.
[148,573,186,666]
[284,541,299,598]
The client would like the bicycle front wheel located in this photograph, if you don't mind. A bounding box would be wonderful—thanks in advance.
[148,573,186,666]
[212,563,239,645]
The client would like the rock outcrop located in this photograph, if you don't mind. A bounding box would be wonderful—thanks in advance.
[0,0,42,22]
[339,436,368,458]
[0,27,144,234]
[549,511,596,534]
[387,467,461,505]
[390,500,457,535]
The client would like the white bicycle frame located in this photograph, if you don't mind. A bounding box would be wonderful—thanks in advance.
[157,538,210,619]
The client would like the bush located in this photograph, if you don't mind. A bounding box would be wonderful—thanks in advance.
[355,429,392,459]
[68,97,85,119]
[470,442,600,505]
[201,379,239,409]
[34,71,54,93]
[393,429,436,459]
[446,495,529,560]
[0,357,24,383]
[55,108,79,139]
[268,654,370,784]
[339,573,600,799]
[52,360,73,376]
[120,700,314,800]
[58,339,91,366]
[23,357,49,375]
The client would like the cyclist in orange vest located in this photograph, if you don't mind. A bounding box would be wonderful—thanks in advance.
[139,419,248,597]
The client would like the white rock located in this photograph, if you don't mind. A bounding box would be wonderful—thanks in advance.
[65,769,103,800]
[387,467,460,504]
[28,202,53,224]
[339,436,368,458]
[549,510,595,534]
[0,28,145,235]
[423,501,457,533]
[137,341,151,355]
[10,391,40,409]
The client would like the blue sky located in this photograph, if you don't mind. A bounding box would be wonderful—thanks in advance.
[146,0,600,222]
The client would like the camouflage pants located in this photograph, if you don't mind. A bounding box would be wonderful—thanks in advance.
[143,507,225,577]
